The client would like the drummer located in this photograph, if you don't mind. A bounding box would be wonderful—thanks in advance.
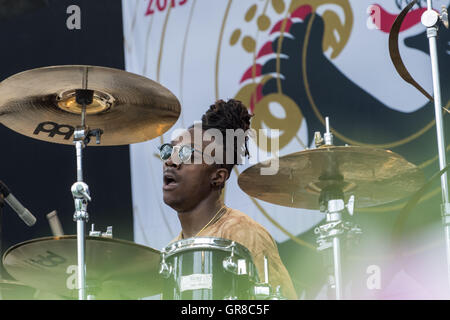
[161,99,297,300]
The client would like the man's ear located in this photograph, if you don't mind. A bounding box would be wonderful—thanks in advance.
[211,167,229,188]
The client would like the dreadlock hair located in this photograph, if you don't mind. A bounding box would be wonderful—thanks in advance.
[201,99,253,177]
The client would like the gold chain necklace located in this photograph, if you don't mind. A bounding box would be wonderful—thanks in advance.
[194,205,227,237]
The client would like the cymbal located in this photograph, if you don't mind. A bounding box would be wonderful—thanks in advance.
[0,279,36,300]
[238,145,425,210]
[0,65,180,146]
[3,236,162,299]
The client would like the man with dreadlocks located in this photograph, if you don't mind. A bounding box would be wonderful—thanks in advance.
[160,99,297,300]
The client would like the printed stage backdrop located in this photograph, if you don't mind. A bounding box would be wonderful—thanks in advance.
[123,0,450,299]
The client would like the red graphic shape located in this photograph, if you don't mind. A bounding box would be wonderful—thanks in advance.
[369,4,428,33]
[291,5,312,20]
[256,41,274,59]
[240,64,262,84]
[270,18,292,34]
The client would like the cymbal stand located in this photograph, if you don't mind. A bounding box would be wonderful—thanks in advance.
[313,118,361,300]
[71,68,103,300]
[421,0,450,290]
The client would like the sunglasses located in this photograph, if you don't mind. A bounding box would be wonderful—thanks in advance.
[159,143,202,164]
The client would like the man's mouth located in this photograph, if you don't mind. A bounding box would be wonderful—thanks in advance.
[163,172,179,191]
[369,4,427,33]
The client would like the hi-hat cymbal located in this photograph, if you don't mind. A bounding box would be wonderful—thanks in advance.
[3,236,162,299]
[238,145,425,210]
[0,65,180,146]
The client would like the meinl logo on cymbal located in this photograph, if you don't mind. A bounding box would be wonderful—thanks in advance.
[33,121,75,140]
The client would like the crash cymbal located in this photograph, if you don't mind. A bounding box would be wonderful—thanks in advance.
[3,236,162,299]
[0,65,180,146]
[238,145,425,210]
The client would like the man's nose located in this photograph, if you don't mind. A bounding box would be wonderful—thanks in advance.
[164,155,180,168]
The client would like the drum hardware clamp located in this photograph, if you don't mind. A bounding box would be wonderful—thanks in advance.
[89,224,113,238]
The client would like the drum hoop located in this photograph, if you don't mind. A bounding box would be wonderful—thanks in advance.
[162,237,253,261]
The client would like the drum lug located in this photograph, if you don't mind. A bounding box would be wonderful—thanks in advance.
[222,256,238,274]
[159,252,172,279]
[252,284,286,300]
[223,241,239,274]
[269,285,287,300]
[252,283,272,299]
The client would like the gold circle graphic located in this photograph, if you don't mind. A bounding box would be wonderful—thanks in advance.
[257,14,271,31]
[245,4,258,22]
[242,35,256,53]
[230,28,241,45]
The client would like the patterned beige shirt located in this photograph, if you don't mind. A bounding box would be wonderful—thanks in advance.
[172,207,297,300]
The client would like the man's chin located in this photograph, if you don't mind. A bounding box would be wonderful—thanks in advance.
[163,192,181,210]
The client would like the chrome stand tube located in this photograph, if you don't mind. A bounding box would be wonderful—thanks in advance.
[332,235,343,300]
[422,0,450,290]
[76,220,86,300]
[316,211,346,300]
[70,67,98,300]
[76,139,83,182]
[73,139,88,300]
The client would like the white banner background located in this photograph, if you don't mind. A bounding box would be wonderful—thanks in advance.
[122,1,448,298]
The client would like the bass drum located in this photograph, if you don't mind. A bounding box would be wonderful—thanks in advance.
[160,237,259,300]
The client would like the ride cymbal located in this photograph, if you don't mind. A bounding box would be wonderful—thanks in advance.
[238,145,425,210]
[0,65,180,146]
[3,236,162,299]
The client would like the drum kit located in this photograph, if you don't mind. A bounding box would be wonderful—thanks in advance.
[0,63,437,300]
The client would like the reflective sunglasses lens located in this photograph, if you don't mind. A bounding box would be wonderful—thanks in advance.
[179,145,194,163]
[160,144,173,160]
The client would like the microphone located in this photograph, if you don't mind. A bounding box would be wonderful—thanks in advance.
[0,180,36,227]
